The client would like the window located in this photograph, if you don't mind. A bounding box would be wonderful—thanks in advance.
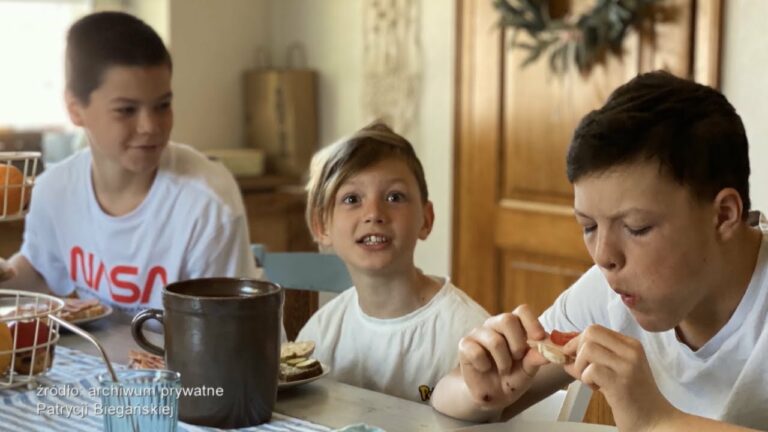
[0,0,91,130]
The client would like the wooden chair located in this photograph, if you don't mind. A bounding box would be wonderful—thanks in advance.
[252,244,352,340]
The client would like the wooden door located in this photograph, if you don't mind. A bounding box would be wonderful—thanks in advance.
[453,0,721,424]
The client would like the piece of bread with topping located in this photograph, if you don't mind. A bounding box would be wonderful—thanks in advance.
[279,357,323,382]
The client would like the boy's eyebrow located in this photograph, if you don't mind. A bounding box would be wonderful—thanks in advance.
[573,207,655,220]
[110,92,173,104]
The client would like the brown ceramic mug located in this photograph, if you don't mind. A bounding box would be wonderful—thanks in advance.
[131,278,283,428]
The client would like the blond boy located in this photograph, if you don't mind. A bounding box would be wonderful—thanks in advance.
[297,122,489,403]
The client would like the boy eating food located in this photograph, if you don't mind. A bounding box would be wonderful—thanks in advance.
[431,71,767,431]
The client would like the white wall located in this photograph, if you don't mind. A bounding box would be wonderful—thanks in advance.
[129,0,169,43]
[270,0,455,277]
[721,0,768,212]
[168,0,270,150]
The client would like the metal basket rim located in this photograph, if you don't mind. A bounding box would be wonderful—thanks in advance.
[0,151,42,162]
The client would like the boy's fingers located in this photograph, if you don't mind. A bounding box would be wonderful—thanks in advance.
[470,326,514,374]
[512,304,547,341]
[458,335,493,373]
[484,313,527,361]
[520,348,548,378]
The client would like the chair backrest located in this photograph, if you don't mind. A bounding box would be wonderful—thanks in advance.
[516,381,592,423]
[557,381,592,422]
[252,244,352,293]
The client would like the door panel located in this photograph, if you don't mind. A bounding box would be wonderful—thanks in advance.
[501,251,585,315]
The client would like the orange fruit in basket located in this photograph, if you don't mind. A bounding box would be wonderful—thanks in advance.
[0,322,11,375]
[0,164,29,215]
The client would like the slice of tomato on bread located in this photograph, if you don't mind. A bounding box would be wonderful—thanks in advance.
[527,330,581,365]
[550,330,580,346]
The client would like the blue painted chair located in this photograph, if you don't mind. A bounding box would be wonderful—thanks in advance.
[252,244,352,339]
[252,244,351,293]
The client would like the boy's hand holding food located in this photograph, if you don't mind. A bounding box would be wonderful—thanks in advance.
[561,325,677,432]
[457,305,550,412]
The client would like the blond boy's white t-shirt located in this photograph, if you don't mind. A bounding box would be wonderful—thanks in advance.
[540,211,768,429]
[21,142,261,315]
[297,278,489,403]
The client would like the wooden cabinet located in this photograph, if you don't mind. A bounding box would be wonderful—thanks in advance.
[239,176,315,253]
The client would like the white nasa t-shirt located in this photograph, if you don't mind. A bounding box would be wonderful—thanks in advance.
[21,142,260,315]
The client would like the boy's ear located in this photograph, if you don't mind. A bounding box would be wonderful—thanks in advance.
[712,188,744,241]
[418,201,435,240]
[64,90,85,127]
[311,213,333,248]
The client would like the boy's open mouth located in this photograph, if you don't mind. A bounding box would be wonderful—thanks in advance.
[356,234,391,246]
[614,289,638,307]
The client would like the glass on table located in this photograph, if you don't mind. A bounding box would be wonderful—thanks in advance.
[97,369,181,432]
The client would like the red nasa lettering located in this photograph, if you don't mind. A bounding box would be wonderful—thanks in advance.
[70,246,167,304]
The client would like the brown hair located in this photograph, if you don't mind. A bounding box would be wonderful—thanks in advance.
[568,70,750,218]
[305,122,429,237]
[66,11,172,104]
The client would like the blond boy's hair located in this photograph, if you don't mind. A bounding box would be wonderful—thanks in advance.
[305,122,429,238]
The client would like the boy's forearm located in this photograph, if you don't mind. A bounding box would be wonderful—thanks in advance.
[0,253,50,293]
[431,369,504,422]
[431,364,573,423]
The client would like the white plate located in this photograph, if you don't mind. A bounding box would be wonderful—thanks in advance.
[278,362,330,390]
[67,304,113,326]
[0,302,113,326]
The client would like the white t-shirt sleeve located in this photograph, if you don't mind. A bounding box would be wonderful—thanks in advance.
[19,171,70,296]
[184,209,260,280]
[539,265,613,332]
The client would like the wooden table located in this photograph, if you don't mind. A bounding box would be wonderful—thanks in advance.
[58,315,471,431]
[59,316,616,431]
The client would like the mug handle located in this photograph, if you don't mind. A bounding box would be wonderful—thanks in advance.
[131,309,165,356]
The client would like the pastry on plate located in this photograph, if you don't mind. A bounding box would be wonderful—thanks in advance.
[61,298,106,321]
[280,340,315,361]
[279,357,323,382]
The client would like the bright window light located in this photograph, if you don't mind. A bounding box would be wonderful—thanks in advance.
[0,0,91,130]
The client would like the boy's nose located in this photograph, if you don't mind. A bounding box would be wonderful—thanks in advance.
[593,231,625,272]
[137,110,159,134]
[363,201,386,224]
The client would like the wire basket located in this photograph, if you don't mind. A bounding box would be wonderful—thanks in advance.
[0,289,64,389]
[1,151,40,221]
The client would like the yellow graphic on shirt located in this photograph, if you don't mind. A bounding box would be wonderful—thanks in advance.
[418,385,432,401]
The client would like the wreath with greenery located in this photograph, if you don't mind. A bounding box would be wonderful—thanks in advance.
[494,0,660,75]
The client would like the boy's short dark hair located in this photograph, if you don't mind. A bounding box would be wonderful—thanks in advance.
[567,70,751,216]
[306,121,429,233]
[66,11,172,104]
